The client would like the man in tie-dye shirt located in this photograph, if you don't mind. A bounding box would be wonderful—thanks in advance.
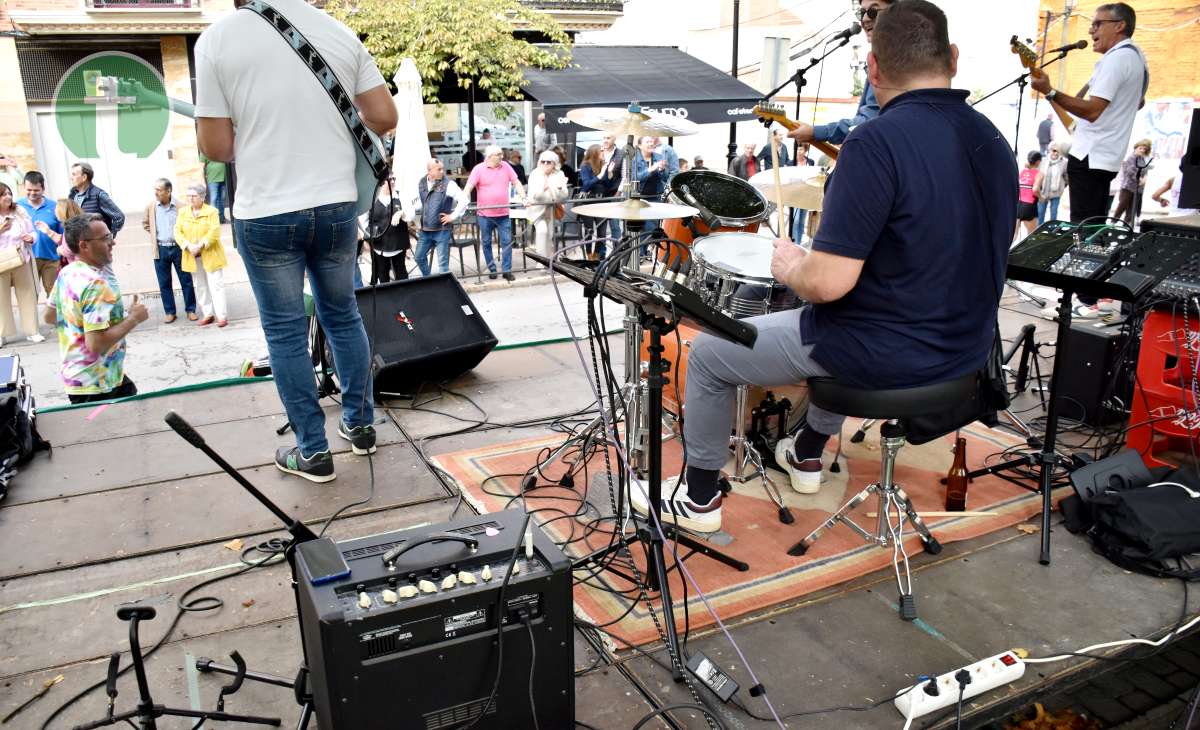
[43,214,149,403]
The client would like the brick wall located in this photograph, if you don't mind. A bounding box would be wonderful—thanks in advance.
[160,36,201,186]
[1037,1,1200,100]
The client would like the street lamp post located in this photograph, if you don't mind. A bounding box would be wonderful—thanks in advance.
[728,0,740,170]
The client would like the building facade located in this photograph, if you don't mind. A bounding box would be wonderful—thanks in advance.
[0,0,623,210]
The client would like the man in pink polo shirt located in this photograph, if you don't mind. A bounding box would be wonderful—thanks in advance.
[457,144,525,280]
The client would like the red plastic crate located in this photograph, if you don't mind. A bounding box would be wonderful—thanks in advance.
[1127,310,1200,467]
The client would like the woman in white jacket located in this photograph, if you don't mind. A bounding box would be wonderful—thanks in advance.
[524,150,569,259]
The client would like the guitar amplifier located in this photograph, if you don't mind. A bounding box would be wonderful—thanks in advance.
[295,509,574,729]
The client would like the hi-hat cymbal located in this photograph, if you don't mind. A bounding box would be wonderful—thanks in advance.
[566,106,701,138]
[748,166,828,211]
[574,199,699,221]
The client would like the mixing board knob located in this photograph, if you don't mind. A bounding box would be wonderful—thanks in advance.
[381,589,398,604]
[358,592,371,609]
[481,565,493,582]
[396,585,419,600]
[431,567,440,579]
[441,574,457,590]
[458,571,476,585]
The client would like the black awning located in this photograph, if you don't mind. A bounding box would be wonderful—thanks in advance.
[523,45,763,132]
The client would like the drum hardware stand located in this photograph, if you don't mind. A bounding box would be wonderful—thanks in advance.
[725,387,794,524]
[73,606,280,729]
[788,420,943,620]
[972,49,1071,157]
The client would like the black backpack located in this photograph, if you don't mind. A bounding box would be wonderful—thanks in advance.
[0,355,51,498]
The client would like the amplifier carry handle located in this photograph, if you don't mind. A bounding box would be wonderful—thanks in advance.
[382,532,479,567]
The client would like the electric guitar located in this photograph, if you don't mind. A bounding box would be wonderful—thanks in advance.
[118,78,384,216]
[1010,36,1076,134]
[752,104,840,161]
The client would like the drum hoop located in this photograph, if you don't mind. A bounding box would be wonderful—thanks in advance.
[667,170,769,227]
[691,248,778,287]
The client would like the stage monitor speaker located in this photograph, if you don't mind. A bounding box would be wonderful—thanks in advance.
[356,274,497,395]
[1055,323,1135,427]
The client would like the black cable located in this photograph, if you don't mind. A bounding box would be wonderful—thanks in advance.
[630,703,727,730]
[459,511,532,730]
[523,614,540,730]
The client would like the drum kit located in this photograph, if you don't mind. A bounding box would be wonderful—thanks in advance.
[544,101,828,520]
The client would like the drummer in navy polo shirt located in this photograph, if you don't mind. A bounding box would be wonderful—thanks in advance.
[629,0,1019,535]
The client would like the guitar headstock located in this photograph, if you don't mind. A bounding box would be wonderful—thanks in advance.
[1010,35,1040,72]
[752,103,795,129]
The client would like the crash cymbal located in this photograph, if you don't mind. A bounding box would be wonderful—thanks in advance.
[748,166,828,211]
[566,106,701,138]
[573,199,699,221]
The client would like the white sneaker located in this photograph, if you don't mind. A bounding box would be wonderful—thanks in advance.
[26,333,45,343]
[1097,299,1121,313]
[774,436,823,494]
[1073,304,1101,319]
[629,476,723,533]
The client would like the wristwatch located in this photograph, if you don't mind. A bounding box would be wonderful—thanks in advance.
[1046,89,1059,102]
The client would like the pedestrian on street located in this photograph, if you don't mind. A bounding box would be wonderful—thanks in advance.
[0,182,42,343]
[201,152,228,224]
[524,149,569,260]
[412,158,466,277]
[52,199,84,265]
[69,162,124,238]
[1035,143,1069,224]
[44,214,148,403]
[457,144,524,281]
[17,171,62,298]
[143,178,198,323]
[728,143,758,180]
[364,179,409,284]
[176,184,228,328]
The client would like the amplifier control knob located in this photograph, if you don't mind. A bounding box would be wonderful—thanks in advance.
[511,561,521,575]
[381,589,398,604]
[481,565,493,582]
[358,592,371,609]
[397,585,419,600]
[458,571,477,585]
[441,574,457,590]
[431,567,441,579]
[418,579,438,594]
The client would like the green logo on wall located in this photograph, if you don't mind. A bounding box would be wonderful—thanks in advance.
[53,52,170,160]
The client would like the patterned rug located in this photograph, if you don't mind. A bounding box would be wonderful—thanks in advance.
[432,420,1063,647]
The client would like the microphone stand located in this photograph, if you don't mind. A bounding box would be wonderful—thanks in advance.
[972,50,1071,157]
[765,32,855,239]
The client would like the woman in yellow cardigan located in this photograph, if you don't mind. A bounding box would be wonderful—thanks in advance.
[175,183,228,327]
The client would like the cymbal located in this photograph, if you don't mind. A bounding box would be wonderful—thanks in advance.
[748,166,828,211]
[566,106,701,138]
[574,199,699,221]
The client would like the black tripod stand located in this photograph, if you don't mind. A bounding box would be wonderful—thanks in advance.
[74,605,280,729]
[163,411,325,729]
[572,312,749,677]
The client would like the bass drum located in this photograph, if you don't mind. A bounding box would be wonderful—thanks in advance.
[661,169,769,264]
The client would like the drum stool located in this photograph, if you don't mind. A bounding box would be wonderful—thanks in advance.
[787,373,977,621]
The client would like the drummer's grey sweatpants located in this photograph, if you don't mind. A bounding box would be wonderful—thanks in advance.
[683,307,846,471]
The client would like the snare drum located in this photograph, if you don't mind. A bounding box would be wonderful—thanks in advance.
[661,170,769,265]
[688,232,799,319]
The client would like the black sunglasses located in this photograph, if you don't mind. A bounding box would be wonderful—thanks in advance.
[855,5,881,21]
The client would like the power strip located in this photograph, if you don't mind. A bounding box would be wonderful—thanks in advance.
[893,651,1025,720]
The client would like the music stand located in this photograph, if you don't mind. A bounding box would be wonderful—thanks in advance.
[529,252,754,676]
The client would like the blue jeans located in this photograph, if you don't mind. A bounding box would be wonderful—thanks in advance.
[1036,197,1060,225]
[791,209,808,242]
[234,202,373,457]
[153,244,196,316]
[414,229,452,276]
[208,182,227,223]
[477,215,513,273]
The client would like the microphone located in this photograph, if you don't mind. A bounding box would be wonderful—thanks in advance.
[164,410,206,449]
[831,22,862,42]
[1046,39,1088,54]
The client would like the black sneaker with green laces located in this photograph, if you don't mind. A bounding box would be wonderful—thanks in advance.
[275,447,335,483]
[338,422,377,455]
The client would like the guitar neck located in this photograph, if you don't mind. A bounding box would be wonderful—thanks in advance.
[809,140,840,161]
[1026,66,1075,132]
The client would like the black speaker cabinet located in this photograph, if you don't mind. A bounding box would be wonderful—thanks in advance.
[356,275,497,395]
[1056,323,1135,427]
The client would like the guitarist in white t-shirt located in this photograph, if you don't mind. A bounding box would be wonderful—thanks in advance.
[194,0,397,484]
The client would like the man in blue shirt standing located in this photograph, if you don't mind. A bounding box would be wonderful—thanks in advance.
[787,0,893,149]
[17,171,61,297]
[629,0,1018,534]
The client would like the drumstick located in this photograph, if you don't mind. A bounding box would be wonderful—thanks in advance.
[769,129,786,237]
